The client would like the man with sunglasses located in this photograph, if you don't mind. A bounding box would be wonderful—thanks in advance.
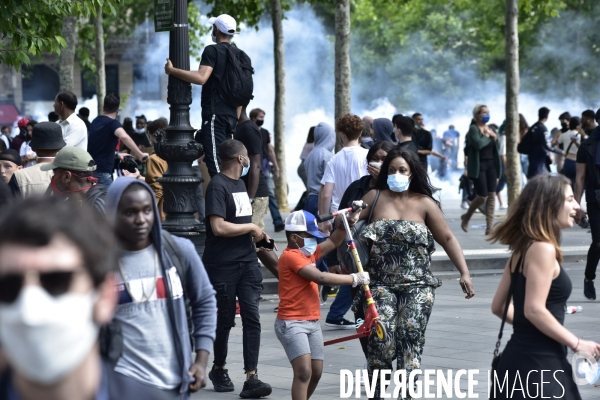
[0,196,122,399]
[104,178,217,399]
[42,146,107,216]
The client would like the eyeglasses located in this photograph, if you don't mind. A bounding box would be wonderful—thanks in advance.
[0,271,76,304]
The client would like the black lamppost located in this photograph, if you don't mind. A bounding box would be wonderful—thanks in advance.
[155,0,205,254]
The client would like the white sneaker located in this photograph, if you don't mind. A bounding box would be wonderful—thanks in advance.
[500,204,508,209]
[461,200,469,209]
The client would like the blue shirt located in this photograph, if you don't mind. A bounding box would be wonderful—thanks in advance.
[443,129,460,141]
[88,115,122,174]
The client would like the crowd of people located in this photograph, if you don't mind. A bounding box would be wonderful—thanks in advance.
[0,12,599,400]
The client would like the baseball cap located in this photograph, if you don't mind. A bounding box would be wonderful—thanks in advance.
[17,118,30,128]
[0,149,22,167]
[40,146,97,172]
[208,14,237,36]
[285,210,326,239]
[29,122,66,150]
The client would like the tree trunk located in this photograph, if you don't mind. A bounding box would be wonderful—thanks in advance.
[505,0,521,205]
[58,16,77,92]
[271,0,287,210]
[95,7,106,116]
[334,0,351,152]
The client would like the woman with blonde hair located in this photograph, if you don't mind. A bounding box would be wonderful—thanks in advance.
[488,174,600,399]
[461,104,502,234]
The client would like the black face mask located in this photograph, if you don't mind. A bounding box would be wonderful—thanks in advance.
[255,120,264,127]
[561,122,568,130]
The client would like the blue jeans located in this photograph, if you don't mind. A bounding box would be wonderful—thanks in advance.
[205,261,262,372]
[326,285,353,321]
[93,172,113,188]
[265,171,283,227]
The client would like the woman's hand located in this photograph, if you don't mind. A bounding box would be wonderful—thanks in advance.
[367,163,381,180]
[460,274,475,299]
[122,168,142,179]
[574,339,600,359]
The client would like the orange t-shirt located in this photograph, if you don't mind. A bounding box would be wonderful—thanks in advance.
[277,246,322,321]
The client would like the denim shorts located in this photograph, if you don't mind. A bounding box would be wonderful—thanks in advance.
[274,318,324,362]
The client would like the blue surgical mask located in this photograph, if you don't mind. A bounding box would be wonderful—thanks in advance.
[481,114,490,124]
[387,174,411,193]
[295,235,317,256]
[241,156,250,177]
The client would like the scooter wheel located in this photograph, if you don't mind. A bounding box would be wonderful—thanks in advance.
[374,320,386,340]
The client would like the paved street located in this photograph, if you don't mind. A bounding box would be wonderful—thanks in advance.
[192,192,599,399]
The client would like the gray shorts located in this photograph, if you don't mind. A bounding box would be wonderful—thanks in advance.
[274,318,324,362]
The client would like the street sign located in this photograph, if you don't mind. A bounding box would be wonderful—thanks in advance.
[154,0,174,32]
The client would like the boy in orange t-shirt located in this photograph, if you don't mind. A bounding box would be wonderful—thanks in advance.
[275,209,370,400]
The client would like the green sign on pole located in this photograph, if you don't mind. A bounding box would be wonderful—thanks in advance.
[154,0,174,32]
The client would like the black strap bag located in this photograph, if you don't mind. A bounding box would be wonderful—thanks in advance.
[337,190,380,274]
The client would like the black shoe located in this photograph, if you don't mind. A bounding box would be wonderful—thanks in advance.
[274,223,285,232]
[239,374,272,398]
[584,279,596,300]
[209,368,235,392]
[321,286,330,303]
[325,317,356,329]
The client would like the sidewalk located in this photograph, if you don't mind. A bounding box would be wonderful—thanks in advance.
[192,263,599,399]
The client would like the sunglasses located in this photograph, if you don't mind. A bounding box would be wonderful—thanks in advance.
[0,271,76,304]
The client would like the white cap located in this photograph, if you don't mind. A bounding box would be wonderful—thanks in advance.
[285,210,326,238]
[208,14,237,36]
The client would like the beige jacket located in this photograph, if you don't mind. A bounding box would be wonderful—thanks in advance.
[13,163,53,197]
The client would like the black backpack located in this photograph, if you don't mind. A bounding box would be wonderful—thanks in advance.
[217,44,254,107]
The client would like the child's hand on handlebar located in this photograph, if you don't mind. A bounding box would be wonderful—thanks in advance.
[347,200,364,227]
[350,271,370,287]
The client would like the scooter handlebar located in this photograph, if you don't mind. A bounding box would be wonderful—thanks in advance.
[316,203,367,222]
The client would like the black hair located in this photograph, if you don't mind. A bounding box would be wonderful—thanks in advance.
[559,112,571,121]
[219,139,245,162]
[569,116,580,130]
[56,91,78,111]
[582,109,595,119]
[103,93,120,113]
[0,141,6,151]
[366,141,394,162]
[394,116,415,137]
[48,111,59,122]
[135,114,147,123]
[79,107,90,118]
[123,117,134,130]
[538,107,550,120]
[375,148,440,207]
[0,196,118,287]
[391,114,403,126]
[449,125,455,130]
[412,113,422,119]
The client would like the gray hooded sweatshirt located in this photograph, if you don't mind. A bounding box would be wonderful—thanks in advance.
[105,177,216,396]
[304,122,336,195]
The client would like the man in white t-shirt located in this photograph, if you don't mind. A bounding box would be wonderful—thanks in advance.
[54,91,88,150]
[318,113,368,233]
[317,113,368,329]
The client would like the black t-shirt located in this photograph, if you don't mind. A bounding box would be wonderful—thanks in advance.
[397,139,419,155]
[413,128,432,167]
[234,120,269,198]
[480,139,495,160]
[260,128,271,173]
[200,43,238,118]
[576,128,600,202]
[87,116,122,174]
[203,173,256,263]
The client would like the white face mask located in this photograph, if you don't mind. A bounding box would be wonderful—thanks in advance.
[134,127,146,134]
[369,162,382,168]
[0,285,99,384]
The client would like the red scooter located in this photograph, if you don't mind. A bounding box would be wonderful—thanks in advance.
[318,204,387,346]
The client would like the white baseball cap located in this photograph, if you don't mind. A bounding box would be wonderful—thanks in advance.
[285,210,326,238]
[209,14,237,36]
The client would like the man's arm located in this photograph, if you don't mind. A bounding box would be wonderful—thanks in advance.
[165,59,213,86]
[114,128,148,161]
[209,215,264,239]
[267,143,280,179]
[247,153,261,199]
[318,183,334,233]
[574,162,587,223]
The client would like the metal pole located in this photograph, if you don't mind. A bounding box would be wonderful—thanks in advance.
[155,0,205,254]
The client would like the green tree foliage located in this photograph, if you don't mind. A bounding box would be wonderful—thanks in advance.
[0,0,109,68]
[77,0,208,78]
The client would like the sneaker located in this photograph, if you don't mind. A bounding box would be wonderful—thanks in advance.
[274,223,285,232]
[321,286,330,303]
[328,286,339,297]
[209,368,235,392]
[499,204,508,209]
[584,279,596,300]
[239,373,272,398]
[460,200,469,209]
[273,306,278,313]
[325,317,356,329]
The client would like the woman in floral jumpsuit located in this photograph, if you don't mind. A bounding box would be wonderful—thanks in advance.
[353,148,476,399]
